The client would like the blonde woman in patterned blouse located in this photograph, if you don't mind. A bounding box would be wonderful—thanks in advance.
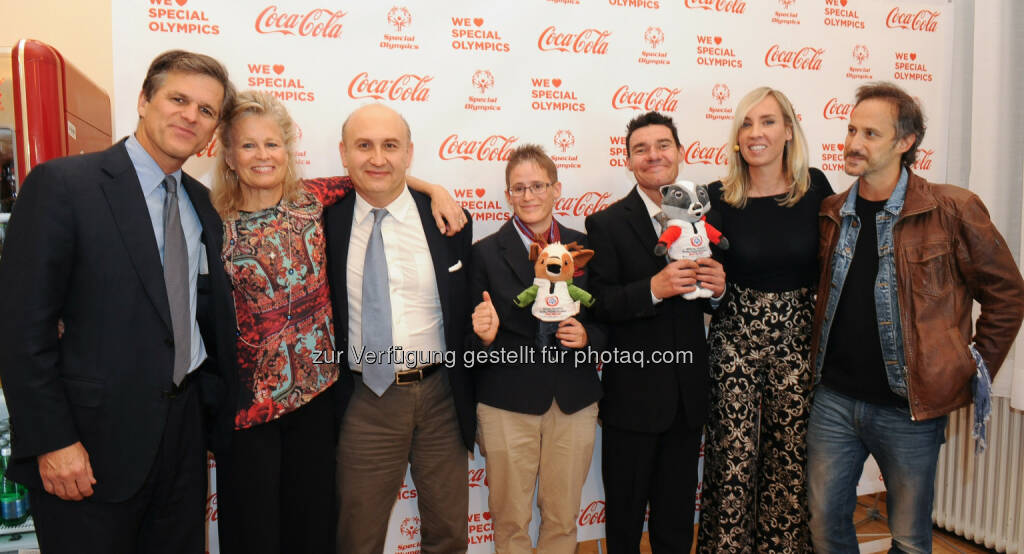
[209,91,464,554]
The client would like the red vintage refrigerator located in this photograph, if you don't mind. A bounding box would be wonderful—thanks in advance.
[0,38,112,255]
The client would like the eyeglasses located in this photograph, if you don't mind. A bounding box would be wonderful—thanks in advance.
[508,182,551,197]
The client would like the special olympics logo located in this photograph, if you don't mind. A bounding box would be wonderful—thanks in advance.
[690,236,703,247]
[546,296,559,306]
[387,6,411,32]
[852,44,869,65]
[472,70,495,94]
[711,83,730,105]
[554,130,575,152]
[644,26,664,49]
[400,516,421,540]
[778,0,796,8]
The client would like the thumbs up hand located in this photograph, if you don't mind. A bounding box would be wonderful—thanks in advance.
[472,291,500,346]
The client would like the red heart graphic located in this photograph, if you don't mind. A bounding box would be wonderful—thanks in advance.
[552,79,562,88]
[714,36,722,45]
[483,512,491,520]
[475,188,486,198]
[837,144,844,151]
[840,0,847,6]
[910,53,917,60]
[176,0,187,5]
[272,64,285,75]
[473,18,484,27]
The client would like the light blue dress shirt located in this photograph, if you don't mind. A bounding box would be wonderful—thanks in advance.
[124,134,208,374]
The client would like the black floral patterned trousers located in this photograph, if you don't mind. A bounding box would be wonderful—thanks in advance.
[697,284,815,554]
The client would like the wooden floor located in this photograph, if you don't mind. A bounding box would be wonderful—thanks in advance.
[567,494,996,553]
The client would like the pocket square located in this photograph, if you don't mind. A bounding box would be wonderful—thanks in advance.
[448,260,463,272]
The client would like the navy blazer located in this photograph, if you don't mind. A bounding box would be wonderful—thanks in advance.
[322,188,476,450]
[0,140,236,501]
[467,220,604,415]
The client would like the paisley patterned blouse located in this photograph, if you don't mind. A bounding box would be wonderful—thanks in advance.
[224,177,353,429]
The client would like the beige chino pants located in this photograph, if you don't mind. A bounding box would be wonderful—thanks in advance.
[477,400,599,554]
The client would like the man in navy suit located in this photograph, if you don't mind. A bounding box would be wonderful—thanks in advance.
[323,104,474,553]
[0,50,237,553]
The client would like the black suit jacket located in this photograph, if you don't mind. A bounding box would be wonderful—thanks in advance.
[322,188,476,450]
[0,141,235,502]
[584,188,710,433]
[468,220,604,415]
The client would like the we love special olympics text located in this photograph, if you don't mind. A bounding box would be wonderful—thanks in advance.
[312,345,693,369]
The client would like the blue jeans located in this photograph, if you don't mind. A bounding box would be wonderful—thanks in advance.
[807,386,947,554]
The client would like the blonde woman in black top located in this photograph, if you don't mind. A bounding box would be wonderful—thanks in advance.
[697,87,834,554]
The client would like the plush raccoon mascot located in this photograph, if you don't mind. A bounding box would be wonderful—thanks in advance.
[654,180,730,300]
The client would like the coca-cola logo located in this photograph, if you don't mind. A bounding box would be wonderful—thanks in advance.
[195,137,219,158]
[578,500,606,526]
[387,6,411,32]
[823,97,853,120]
[554,192,613,217]
[612,85,681,112]
[206,492,218,522]
[764,44,825,70]
[852,44,869,65]
[347,72,432,102]
[911,148,934,171]
[885,7,939,32]
[255,6,346,38]
[683,140,729,166]
[683,0,747,14]
[467,467,489,487]
[712,83,730,105]
[554,130,575,152]
[440,134,518,162]
[538,26,612,55]
[472,70,495,94]
[400,516,421,540]
[644,26,664,49]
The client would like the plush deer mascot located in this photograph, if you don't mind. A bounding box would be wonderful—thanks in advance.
[513,241,596,349]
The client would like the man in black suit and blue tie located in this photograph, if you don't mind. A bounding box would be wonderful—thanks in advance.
[0,51,238,553]
[584,111,726,553]
[323,104,474,553]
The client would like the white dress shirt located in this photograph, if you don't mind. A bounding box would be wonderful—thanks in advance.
[346,185,446,372]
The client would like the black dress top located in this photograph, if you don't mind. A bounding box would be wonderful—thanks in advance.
[706,168,834,292]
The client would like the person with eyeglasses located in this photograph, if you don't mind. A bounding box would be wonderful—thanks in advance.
[469,144,604,553]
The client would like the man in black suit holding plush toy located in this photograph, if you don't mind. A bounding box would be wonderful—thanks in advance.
[585,111,726,553]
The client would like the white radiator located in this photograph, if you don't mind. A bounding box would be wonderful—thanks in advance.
[933,396,1024,553]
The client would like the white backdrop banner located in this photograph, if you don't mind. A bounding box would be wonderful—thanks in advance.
[112,0,954,551]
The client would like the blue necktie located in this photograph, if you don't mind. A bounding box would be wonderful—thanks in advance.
[361,208,394,396]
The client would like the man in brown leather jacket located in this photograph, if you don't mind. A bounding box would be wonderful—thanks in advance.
[805,82,1024,554]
